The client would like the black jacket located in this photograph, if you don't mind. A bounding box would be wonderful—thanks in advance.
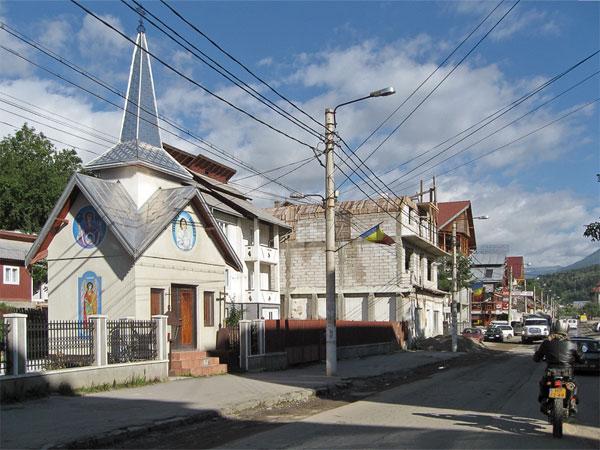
[533,334,583,369]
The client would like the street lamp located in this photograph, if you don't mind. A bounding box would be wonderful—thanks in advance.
[290,192,327,209]
[451,214,488,352]
[324,87,395,376]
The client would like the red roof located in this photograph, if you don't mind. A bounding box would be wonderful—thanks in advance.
[506,256,525,279]
[437,201,471,228]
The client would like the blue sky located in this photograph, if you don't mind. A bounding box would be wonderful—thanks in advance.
[0,0,598,268]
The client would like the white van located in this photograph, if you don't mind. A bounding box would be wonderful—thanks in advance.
[567,318,578,330]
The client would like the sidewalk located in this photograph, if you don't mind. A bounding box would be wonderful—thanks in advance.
[0,350,462,449]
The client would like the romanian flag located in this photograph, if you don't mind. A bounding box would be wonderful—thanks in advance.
[472,281,484,301]
[360,223,395,245]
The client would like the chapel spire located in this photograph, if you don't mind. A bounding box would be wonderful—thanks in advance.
[119,8,162,148]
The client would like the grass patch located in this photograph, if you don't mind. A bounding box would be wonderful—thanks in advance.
[73,376,163,395]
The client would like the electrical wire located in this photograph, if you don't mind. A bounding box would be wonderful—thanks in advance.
[122,0,324,141]
[337,0,521,190]
[0,37,315,195]
[69,0,319,152]
[393,97,600,193]
[389,74,600,191]
[159,0,324,130]
[342,0,507,164]
[340,50,600,197]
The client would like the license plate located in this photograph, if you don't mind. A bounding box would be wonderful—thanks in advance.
[549,388,566,398]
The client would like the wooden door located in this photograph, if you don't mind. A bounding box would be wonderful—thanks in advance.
[173,286,196,349]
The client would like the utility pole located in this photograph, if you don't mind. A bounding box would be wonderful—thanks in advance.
[508,266,513,324]
[451,221,458,352]
[325,107,337,377]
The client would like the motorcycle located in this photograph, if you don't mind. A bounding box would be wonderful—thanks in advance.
[540,373,577,438]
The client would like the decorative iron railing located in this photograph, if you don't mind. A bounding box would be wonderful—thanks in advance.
[27,321,95,372]
[107,320,157,364]
[0,322,9,375]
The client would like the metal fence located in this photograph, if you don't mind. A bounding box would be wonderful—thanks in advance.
[0,322,9,375]
[107,320,157,364]
[27,321,95,372]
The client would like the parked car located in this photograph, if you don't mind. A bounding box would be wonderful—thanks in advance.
[496,325,514,340]
[593,322,600,332]
[569,337,599,373]
[484,326,504,342]
[462,328,484,341]
[567,318,578,330]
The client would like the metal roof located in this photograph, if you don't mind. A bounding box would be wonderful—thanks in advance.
[218,190,292,231]
[470,252,505,266]
[0,238,32,262]
[26,174,243,272]
[200,189,244,219]
[84,31,191,181]
[86,140,192,180]
[120,32,161,148]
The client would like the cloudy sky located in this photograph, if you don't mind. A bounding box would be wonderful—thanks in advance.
[0,0,598,268]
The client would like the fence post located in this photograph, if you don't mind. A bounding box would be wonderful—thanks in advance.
[88,315,107,366]
[239,320,251,371]
[255,319,265,355]
[4,313,27,375]
[152,315,168,361]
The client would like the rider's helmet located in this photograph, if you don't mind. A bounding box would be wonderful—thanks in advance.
[552,319,568,334]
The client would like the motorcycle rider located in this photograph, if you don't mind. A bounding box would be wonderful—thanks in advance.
[533,319,583,414]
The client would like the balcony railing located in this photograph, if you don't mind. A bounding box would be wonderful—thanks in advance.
[245,289,280,304]
[245,245,278,264]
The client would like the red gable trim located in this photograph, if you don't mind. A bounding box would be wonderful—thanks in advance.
[163,143,236,183]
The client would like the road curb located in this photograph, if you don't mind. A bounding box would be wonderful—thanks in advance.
[49,388,318,449]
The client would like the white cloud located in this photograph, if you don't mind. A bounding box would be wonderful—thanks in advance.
[0,78,121,163]
[38,17,72,51]
[76,14,129,57]
[438,176,597,267]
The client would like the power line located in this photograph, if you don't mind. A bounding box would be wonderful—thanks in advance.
[0,90,118,142]
[340,49,599,197]
[0,119,106,156]
[0,34,315,194]
[338,0,521,190]
[389,72,600,191]
[159,0,324,131]
[342,0,507,164]
[393,98,600,193]
[69,0,319,152]
[122,0,324,141]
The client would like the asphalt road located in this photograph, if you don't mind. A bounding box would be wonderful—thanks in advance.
[221,342,600,449]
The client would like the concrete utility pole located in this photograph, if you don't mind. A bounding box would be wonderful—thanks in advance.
[508,266,513,324]
[324,107,337,377]
[323,87,395,377]
[451,221,458,352]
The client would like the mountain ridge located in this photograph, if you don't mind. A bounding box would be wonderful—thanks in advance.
[527,248,600,278]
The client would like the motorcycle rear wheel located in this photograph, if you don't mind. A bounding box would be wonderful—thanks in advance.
[552,398,564,438]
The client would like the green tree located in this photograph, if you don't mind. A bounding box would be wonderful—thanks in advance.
[584,220,600,241]
[0,124,86,283]
[0,124,84,233]
[438,254,473,292]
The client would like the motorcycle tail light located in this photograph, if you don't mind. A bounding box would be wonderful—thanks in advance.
[554,381,562,386]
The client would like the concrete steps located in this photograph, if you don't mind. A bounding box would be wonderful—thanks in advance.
[169,350,227,377]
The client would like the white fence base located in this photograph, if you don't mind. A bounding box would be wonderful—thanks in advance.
[0,360,168,400]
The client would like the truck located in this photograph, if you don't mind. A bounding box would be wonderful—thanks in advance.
[521,315,551,344]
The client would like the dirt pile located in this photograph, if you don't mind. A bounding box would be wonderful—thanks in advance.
[415,335,489,353]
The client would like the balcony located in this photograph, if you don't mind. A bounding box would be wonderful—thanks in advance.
[245,245,278,264]
[245,289,280,304]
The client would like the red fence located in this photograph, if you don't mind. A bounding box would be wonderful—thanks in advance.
[265,319,407,366]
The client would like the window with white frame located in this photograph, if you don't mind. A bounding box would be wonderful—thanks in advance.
[3,266,19,285]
